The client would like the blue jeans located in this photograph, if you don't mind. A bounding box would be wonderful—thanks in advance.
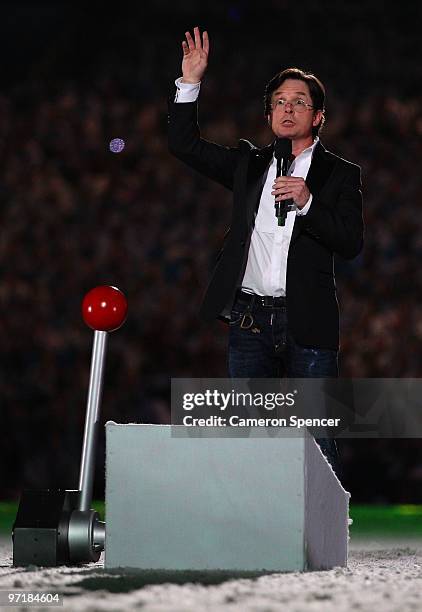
[228,291,341,477]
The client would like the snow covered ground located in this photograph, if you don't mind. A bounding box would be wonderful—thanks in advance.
[1,536,422,611]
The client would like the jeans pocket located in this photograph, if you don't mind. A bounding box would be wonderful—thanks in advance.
[229,303,256,328]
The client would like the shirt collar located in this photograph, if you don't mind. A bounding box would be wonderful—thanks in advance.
[297,136,319,159]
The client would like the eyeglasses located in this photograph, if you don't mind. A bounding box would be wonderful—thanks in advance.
[270,98,314,113]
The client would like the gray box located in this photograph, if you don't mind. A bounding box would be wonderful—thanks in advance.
[105,424,349,572]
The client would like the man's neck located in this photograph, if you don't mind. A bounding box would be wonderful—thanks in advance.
[291,137,314,158]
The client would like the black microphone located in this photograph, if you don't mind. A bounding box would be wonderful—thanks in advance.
[274,138,292,227]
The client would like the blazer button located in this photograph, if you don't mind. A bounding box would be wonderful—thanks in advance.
[240,241,245,247]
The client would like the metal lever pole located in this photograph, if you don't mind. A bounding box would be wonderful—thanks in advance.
[78,330,108,512]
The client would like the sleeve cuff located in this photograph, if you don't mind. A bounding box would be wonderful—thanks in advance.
[174,76,201,102]
[296,193,313,216]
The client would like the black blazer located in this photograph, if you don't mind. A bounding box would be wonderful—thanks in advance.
[168,99,364,350]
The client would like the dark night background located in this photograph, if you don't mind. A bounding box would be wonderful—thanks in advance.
[1,1,422,502]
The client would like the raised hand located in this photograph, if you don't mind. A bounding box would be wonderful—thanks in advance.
[181,26,209,84]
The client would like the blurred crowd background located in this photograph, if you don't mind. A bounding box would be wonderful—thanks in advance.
[1,1,422,502]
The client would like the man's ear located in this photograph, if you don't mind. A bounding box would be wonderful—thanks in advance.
[312,109,324,128]
[267,114,271,126]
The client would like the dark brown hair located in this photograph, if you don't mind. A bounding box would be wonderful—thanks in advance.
[264,67,326,137]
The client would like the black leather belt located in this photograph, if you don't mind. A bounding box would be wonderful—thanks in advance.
[236,289,286,308]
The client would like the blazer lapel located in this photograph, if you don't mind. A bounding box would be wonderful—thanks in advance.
[291,141,336,243]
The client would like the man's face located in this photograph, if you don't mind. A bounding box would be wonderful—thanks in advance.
[267,78,323,141]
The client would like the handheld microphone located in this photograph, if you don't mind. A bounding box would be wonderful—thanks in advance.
[274,138,292,227]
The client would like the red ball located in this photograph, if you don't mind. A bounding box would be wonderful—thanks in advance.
[82,286,128,332]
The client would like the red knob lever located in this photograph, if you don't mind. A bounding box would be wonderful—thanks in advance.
[82,286,128,332]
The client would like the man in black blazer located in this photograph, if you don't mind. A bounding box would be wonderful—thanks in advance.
[168,27,364,474]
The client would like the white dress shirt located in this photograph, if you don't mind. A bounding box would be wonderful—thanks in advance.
[174,77,318,297]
